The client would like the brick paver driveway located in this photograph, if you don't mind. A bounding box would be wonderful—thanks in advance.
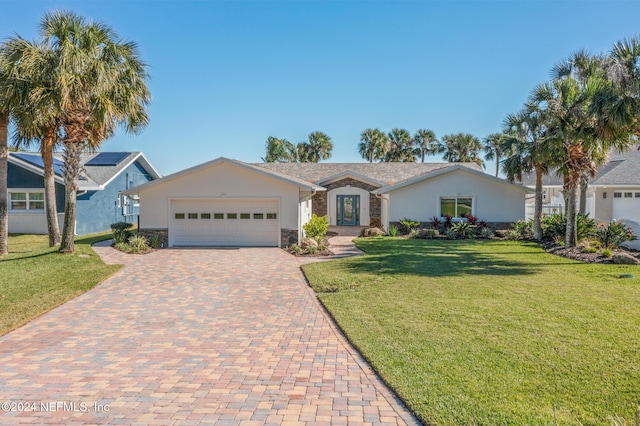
[0,247,418,425]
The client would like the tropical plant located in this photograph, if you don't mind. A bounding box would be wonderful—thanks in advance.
[482,132,508,177]
[480,227,493,239]
[358,128,388,163]
[262,136,296,162]
[127,234,150,252]
[299,131,333,163]
[413,129,438,163]
[433,133,485,168]
[452,221,473,239]
[398,218,420,235]
[464,213,478,225]
[540,213,596,242]
[384,128,416,162]
[446,228,458,239]
[510,220,533,239]
[32,11,152,253]
[303,214,329,241]
[429,216,442,230]
[595,221,636,249]
[388,225,398,237]
[0,51,12,255]
[443,214,453,229]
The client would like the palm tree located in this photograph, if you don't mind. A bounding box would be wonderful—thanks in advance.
[501,105,556,240]
[358,128,388,163]
[435,133,485,168]
[413,129,437,163]
[384,128,415,162]
[2,36,63,246]
[262,136,296,162]
[37,11,150,253]
[482,132,508,177]
[303,131,333,163]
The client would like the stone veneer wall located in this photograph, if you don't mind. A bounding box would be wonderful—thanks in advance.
[312,177,381,222]
[138,228,169,248]
[281,229,298,247]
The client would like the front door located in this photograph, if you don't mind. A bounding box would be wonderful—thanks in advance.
[337,195,360,225]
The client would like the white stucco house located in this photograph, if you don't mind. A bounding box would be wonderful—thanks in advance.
[124,157,531,247]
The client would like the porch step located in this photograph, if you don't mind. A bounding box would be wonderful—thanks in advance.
[328,225,367,237]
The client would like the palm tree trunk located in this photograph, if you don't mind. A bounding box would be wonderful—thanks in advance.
[495,154,500,177]
[59,141,82,253]
[0,115,8,255]
[565,176,579,248]
[421,150,425,163]
[42,127,61,246]
[533,165,543,240]
[562,176,570,215]
[579,174,588,215]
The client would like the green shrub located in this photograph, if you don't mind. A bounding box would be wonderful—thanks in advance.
[307,245,317,254]
[409,229,420,239]
[290,243,302,254]
[601,248,613,258]
[388,225,398,237]
[452,221,473,239]
[540,213,596,242]
[149,233,160,249]
[424,229,439,239]
[506,230,521,240]
[446,229,458,240]
[110,222,134,244]
[595,221,636,249]
[128,235,150,252]
[398,218,420,235]
[511,220,533,239]
[581,246,598,254]
[480,227,493,239]
[303,214,329,241]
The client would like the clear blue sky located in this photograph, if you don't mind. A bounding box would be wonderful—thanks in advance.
[2,0,640,175]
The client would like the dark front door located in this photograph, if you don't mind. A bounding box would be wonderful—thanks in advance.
[337,195,360,225]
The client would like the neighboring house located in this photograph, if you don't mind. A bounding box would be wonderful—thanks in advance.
[124,157,531,248]
[8,151,161,235]
[518,148,640,224]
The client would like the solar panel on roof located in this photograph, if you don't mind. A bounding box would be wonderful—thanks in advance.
[13,153,65,177]
[85,152,130,166]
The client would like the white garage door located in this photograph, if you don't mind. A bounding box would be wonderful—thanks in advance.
[612,191,640,222]
[171,199,279,247]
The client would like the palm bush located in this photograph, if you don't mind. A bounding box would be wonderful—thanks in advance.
[595,221,636,249]
[541,214,596,242]
[398,218,420,235]
[452,221,473,239]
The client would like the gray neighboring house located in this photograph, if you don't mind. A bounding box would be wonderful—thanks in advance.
[518,148,640,226]
[124,158,530,248]
[8,151,161,235]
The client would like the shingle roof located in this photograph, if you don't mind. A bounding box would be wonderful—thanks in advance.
[517,147,640,187]
[252,162,483,185]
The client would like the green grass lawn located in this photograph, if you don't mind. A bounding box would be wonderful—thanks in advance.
[302,238,640,426]
[0,233,122,336]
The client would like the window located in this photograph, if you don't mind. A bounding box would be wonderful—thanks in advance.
[175,213,185,219]
[132,195,140,207]
[614,192,622,198]
[635,193,640,198]
[625,192,633,198]
[227,213,237,219]
[214,213,224,219]
[603,192,607,199]
[240,213,250,219]
[440,197,473,218]
[253,213,264,219]
[10,192,45,211]
[201,213,211,219]
[266,213,277,219]
[188,213,198,219]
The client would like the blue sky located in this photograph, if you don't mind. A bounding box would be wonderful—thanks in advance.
[2,0,640,175]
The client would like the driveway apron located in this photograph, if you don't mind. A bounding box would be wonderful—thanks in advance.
[0,247,418,425]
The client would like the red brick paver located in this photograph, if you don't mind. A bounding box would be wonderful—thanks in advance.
[0,247,419,425]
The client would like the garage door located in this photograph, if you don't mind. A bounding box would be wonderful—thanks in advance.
[612,191,640,222]
[171,199,279,247]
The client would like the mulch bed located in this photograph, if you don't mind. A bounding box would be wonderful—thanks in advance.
[541,241,639,264]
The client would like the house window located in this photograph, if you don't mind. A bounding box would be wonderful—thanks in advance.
[175,213,185,219]
[10,192,45,211]
[266,213,277,219]
[227,213,237,219]
[603,192,607,199]
[240,213,250,219]
[614,192,622,198]
[440,197,473,218]
[543,190,547,202]
[253,213,264,219]
[625,192,633,198]
[635,193,640,198]
[201,213,211,219]
[132,195,140,207]
[188,213,198,219]
[214,213,224,219]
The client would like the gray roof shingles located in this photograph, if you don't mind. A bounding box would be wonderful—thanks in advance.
[253,162,483,185]
[50,152,140,189]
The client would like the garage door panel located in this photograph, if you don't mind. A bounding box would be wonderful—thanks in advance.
[171,199,279,247]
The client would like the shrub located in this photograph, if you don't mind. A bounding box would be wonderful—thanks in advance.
[443,214,453,229]
[446,228,458,240]
[290,243,302,254]
[480,227,493,239]
[595,221,636,249]
[148,233,161,249]
[388,225,398,237]
[111,222,134,244]
[601,248,613,258]
[423,229,439,239]
[398,218,420,235]
[581,246,598,254]
[477,220,489,229]
[409,229,420,239]
[511,220,533,239]
[540,213,596,242]
[452,221,473,239]
[303,214,329,241]
[506,230,521,240]
[464,213,478,225]
[307,245,317,254]
[429,216,442,230]
[577,213,596,241]
[128,235,150,252]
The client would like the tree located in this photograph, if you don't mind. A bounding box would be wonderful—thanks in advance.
[413,129,437,163]
[302,131,332,163]
[262,136,296,162]
[2,37,63,246]
[435,133,485,168]
[358,128,388,163]
[384,128,415,162]
[37,11,150,253]
[482,132,508,177]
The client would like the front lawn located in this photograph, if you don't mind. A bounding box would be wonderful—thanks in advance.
[302,238,640,426]
[0,233,121,335]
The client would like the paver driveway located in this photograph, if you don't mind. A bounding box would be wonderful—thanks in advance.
[0,247,418,425]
